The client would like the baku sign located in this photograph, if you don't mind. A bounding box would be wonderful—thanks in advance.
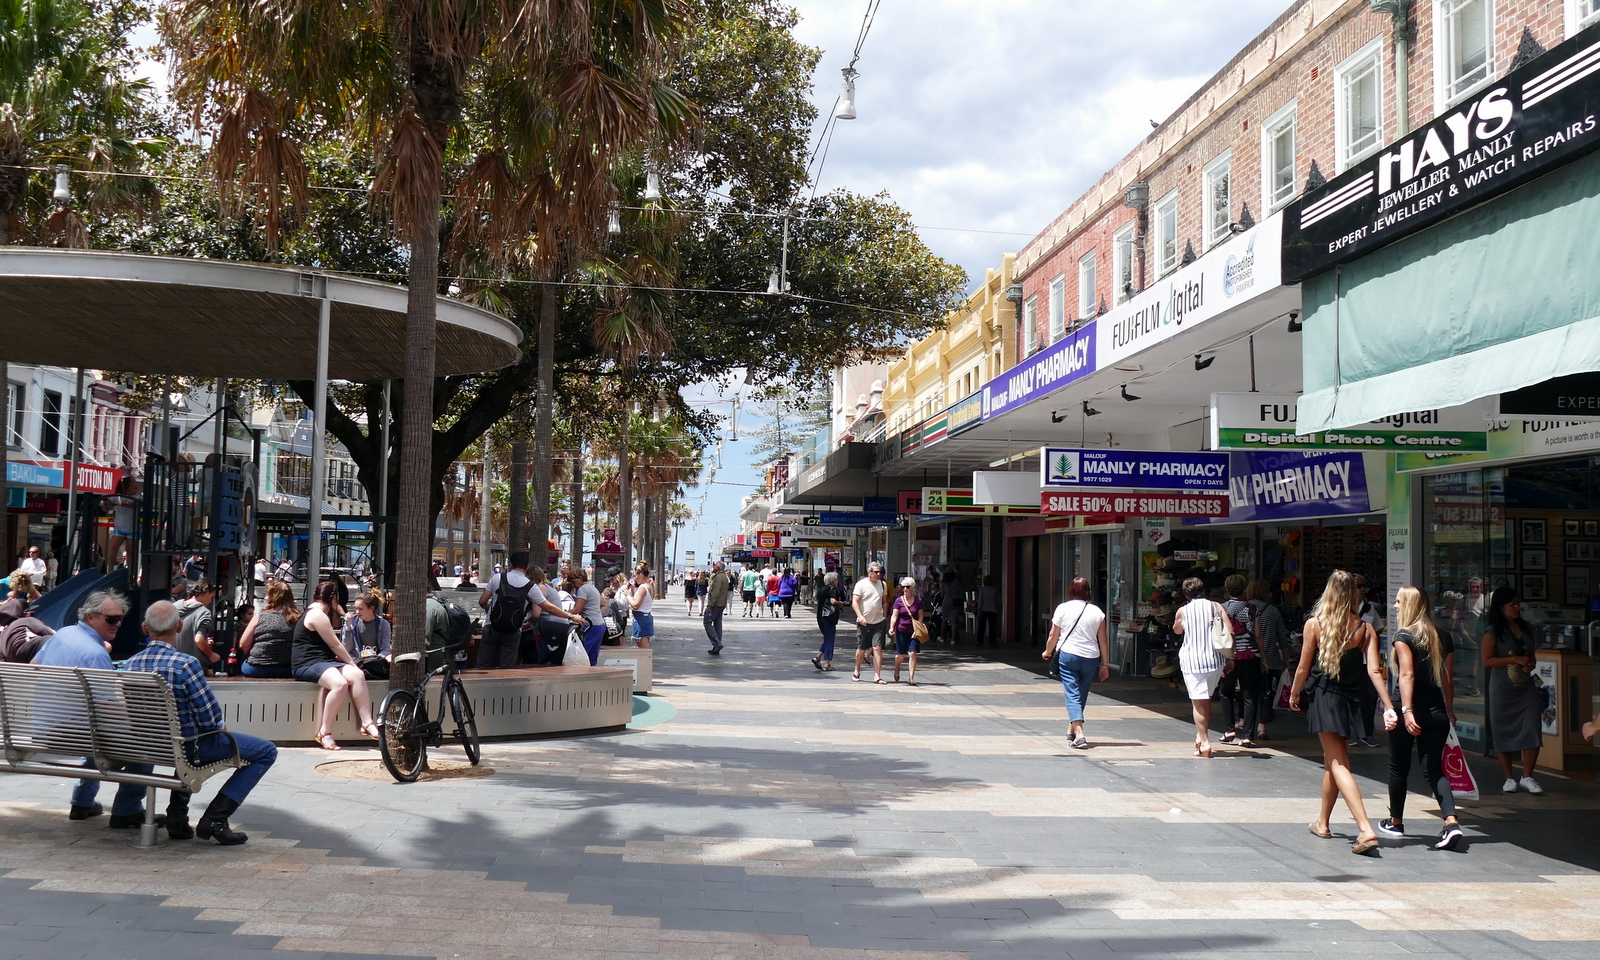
[1040,448,1229,492]
[1283,21,1600,280]
[1041,491,1230,520]
[1210,393,1490,450]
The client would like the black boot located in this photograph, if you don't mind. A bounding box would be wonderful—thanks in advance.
[195,795,248,845]
[166,791,194,840]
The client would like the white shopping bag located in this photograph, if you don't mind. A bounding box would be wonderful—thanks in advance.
[1442,723,1480,801]
[563,628,590,666]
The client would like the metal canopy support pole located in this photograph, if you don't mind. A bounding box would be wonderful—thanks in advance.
[64,367,85,574]
[478,444,491,583]
[375,378,391,585]
[305,283,330,604]
[208,379,225,584]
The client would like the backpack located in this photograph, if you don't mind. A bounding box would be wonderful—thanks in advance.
[488,573,534,633]
[441,600,473,649]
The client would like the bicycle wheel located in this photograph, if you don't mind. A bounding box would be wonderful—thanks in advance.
[378,688,427,782]
[448,680,481,765]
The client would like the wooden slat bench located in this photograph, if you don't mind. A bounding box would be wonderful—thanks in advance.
[0,663,244,846]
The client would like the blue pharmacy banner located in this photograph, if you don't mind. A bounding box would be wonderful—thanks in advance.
[1212,450,1371,523]
[1040,448,1230,492]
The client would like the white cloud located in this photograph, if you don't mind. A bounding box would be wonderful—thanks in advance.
[790,0,1292,285]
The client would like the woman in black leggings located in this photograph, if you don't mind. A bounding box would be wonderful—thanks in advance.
[1377,586,1464,850]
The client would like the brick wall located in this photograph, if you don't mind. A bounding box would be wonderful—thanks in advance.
[1012,0,1575,351]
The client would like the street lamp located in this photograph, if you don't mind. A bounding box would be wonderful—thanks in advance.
[52,164,71,204]
[835,68,858,120]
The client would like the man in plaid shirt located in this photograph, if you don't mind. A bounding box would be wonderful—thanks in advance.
[122,600,277,844]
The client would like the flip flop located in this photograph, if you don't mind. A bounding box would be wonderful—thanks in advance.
[906,679,918,686]
[811,657,823,671]
[853,672,862,682]
[874,678,888,685]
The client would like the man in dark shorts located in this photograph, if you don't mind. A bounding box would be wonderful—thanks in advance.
[851,563,890,683]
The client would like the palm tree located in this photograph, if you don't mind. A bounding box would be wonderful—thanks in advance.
[164,0,690,683]
[0,0,164,243]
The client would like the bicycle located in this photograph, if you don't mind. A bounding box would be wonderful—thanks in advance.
[377,644,481,782]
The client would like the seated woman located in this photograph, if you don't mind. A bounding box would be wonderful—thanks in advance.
[291,580,378,749]
[238,580,298,678]
[7,571,41,607]
[341,593,392,660]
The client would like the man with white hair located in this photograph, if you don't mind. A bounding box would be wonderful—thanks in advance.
[122,600,278,844]
[704,561,731,656]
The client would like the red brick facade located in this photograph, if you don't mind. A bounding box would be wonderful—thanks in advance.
[1012,0,1588,357]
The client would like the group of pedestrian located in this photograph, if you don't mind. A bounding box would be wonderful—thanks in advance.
[475,552,639,670]
[731,565,800,618]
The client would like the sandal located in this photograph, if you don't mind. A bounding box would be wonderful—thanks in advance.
[1308,822,1332,839]
[811,657,823,671]
[1351,836,1381,856]
[360,722,380,739]
[316,734,342,751]
[853,671,862,682]
[906,678,918,686]
[1221,731,1238,743]
[1239,739,1256,748]
[874,678,888,685]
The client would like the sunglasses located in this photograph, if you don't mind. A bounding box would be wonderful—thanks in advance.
[100,614,125,625]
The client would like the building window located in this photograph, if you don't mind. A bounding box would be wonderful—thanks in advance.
[1203,152,1232,248]
[1262,101,1297,211]
[1336,40,1384,170]
[1077,251,1097,319]
[6,383,22,448]
[1113,222,1135,303]
[40,390,62,457]
[1438,0,1493,105]
[66,396,81,455]
[1155,191,1179,276]
[1048,275,1066,342]
[1571,0,1600,34]
[1023,296,1038,355]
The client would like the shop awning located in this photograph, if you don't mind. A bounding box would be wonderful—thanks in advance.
[1298,149,1600,432]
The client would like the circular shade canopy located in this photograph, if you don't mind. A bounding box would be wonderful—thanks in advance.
[0,248,522,379]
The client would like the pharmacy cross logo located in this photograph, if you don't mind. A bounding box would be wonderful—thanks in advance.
[1048,452,1079,484]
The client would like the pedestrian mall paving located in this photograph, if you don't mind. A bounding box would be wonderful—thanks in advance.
[3,603,1600,960]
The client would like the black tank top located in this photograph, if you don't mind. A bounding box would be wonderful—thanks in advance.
[290,614,340,670]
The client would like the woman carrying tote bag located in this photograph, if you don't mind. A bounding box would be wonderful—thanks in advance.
[1172,577,1234,758]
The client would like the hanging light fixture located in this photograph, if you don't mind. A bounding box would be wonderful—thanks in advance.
[607,201,622,234]
[767,268,783,295]
[52,164,71,204]
[835,68,859,120]
[644,171,662,203]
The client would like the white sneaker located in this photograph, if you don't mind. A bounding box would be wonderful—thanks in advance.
[1519,776,1543,795]
[1501,778,1518,793]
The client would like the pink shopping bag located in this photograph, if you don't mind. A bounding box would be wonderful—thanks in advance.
[1274,669,1294,710]
[1442,723,1480,801]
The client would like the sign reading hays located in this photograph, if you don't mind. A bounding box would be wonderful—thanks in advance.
[1041,491,1230,519]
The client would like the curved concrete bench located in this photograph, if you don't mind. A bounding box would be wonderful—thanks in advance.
[209,667,633,746]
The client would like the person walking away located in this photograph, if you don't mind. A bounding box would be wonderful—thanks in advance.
[1221,575,1265,747]
[1246,578,1290,741]
[477,552,536,668]
[888,577,924,684]
[124,600,277,844]
[940,569,963,644]
[696,570,709,614]
[1172,578,1232,757]
[798,570,812,606]
[704,562,731,656]
[1043,577,1109,749]
[1480,586,1544,794]
[1377,586,1465,850]
[778,568,798,618]
[976,576,1000,647]
[1352,574,1386,748]
[292,580,379,750]
[812,571,844,670]
[740,565,760,617]
[1289,570,1393,856]
[627,564,656,648]
[852,563,891,683]
[684,570,699,615]
[238,579,298,677]
[765,568,781,617]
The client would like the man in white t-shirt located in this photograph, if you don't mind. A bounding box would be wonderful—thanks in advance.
[18,546,47,582]
[851,563,891,683]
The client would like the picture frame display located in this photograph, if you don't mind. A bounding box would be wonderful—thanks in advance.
[1566,541,1598,562]
[1566,519,1583,537]
[1521,519,1547,546]
[1522,574,1548,602]
[1588,521,1599,537]
[1523,549,1548,571]
[1567,566,1590,606]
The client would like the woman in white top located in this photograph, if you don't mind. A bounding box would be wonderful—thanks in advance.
[1042,577,1109,749]
[627,563,655,648]
[1172,576,1234,758]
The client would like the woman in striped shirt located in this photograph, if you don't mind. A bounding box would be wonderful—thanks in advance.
[1172,577,1233,758]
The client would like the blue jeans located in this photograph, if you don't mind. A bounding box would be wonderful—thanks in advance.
[190,732,278,805]
[240,662,293,678]
[72,760,151,816]
[817,616,837,660]
[1058,653,1100,723]
[703,605,725,647]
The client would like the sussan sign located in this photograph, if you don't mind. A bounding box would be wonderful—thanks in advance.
[1283,21,1600,280]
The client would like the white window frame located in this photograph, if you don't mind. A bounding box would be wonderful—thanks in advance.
[1435,0,1494,108]
[1155,190,1179,277]
[1077,251,1097,319]
[1568,0,1600,35]
[1023,295,1038,355]
[1202,151,1233,249]
[1112,221,1136,304]
[1335,38,1385,171]
[1048,275,1066,343]
[6,382,23,449]
[1260,100,1297,212]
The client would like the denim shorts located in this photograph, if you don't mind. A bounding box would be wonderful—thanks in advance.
[631,611,655,639]
[292,660,344,683]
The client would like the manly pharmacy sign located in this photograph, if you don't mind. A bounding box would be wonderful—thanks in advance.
[981,324,1095,420]
[1040,448,1230,492]
[1283,20,1600,280]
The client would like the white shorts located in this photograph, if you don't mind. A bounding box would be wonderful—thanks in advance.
[1183,668,1223,700]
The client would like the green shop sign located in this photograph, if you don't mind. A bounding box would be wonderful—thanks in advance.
[1395,417,1600,472]
[1210,393,1490,451]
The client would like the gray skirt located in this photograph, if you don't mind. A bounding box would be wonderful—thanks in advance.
[1488,666,1545,753]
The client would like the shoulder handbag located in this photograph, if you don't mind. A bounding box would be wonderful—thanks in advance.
[912,619,929,642]
[1209,602,1236,655]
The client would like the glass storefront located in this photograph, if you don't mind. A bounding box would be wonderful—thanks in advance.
[1421,457,1600,755]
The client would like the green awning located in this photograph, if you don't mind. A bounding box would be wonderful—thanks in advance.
[1299,148,1600,432]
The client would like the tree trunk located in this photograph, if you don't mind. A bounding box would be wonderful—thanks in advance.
[618,411,632,571]
[509,432,527,555]
[570,441,584,572]
[390,154,443,691]
[528,283,557,562]
[443,469,456,580]
[641,496,653,575]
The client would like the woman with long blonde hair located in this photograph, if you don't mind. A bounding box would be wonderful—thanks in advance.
[1289,570,1394,855]
[1378,586,1463,850]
